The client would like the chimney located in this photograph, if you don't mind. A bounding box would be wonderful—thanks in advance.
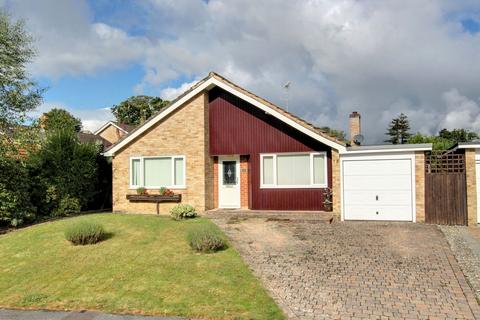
[39,114,48,129]
[349,111,361,146]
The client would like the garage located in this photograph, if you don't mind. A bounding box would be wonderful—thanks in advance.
[341,152,416,221]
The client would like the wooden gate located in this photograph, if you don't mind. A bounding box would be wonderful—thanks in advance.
[425,151,467,225]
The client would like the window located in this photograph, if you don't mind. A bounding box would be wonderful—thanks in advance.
[130,156,185,188]
[262,156,274,185]
[222,161,237,185]
[260,152,327,188]
[131,158,141,186]
[277,154,310,185]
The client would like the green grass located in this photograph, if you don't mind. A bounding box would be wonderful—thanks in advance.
[0,214,285,319]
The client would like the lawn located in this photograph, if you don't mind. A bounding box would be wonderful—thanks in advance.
[0,213,284,319]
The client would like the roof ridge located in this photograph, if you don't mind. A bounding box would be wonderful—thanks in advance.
[104,72,346,154]
[208,72,346,146]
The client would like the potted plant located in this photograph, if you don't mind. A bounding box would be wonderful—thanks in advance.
[136,187,147,195]
[323,188,333,212]
[159,187,174,196]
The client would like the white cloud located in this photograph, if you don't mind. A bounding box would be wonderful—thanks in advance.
[138,0,480,142]
[440,89,480,131]
[9,0,480,142]
[159,79,201,101]
[5,0,148,78]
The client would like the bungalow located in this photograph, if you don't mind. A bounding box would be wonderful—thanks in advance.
[94,121,134,145]
[103,72,432,222]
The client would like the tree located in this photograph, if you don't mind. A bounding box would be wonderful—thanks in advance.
[0,12,43,131]
[408,133,454,150]
[40,108,82,132]
[409,128,479,150]
[438,128,478,143]
[111,95,169,125]
[320,126,348,143]
[30,130,99,216]
[385,113,411,144]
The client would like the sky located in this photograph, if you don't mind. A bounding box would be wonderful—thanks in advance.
[2,0,480,143]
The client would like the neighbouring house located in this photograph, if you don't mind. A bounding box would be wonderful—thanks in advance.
[102,72,450,223]
[77,132,112,149]
[448,142,480,225]
[78,122,134,150]
[94,121,135,145]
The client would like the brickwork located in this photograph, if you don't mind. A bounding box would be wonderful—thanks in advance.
[112,92,210,214]
[97,124,125,144]
[240,155,249,209]
[465,149,477,226]
[213,157,218,209]
[203,94,215,210]
[348,111,361,145]
[415,151,426,222]
[331,149,341,218]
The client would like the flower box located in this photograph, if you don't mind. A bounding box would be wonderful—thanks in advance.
[126,194,182,214]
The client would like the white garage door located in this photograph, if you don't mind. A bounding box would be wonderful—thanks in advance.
[343,158,413,221]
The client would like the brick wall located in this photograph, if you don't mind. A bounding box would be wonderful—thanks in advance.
[349,112,361,145]
[415,151,426,222]
[98,125,125,144]
[112,92,211,214]
[240,155,249,208]
[203,94,215,211]
[465,149,477,225]
[332,149,341,218]
[213,157,218,208]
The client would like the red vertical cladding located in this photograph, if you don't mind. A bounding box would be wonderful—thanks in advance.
[209,87,333,211]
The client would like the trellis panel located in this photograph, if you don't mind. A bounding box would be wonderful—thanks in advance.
[425,152,467,225]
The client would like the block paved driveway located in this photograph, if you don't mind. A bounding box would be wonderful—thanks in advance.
[209,213,480,319]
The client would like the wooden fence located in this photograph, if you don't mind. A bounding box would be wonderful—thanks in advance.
[425,151,467,225]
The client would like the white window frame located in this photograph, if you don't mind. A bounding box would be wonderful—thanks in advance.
[260,152,328,188]
[129,155,186,189]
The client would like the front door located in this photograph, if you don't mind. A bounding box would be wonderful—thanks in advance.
[219,156,240,208]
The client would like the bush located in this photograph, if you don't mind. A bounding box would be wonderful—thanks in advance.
[187,224,228,253]
[86,154,112,211]
[53,196,81,217]
[170,204,197,220]
[65,221,106,245]
[0,155,35,227]
[30,130,99,214]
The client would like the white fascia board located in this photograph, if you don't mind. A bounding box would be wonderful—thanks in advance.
[457,143,480,149]
[344,146,432,155]
[210,78,347,153]
[94,121,128,135]
[104,77,346,156]
[340,151,416,160]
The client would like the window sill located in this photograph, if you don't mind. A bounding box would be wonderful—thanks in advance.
[260,185,328,189]
[129,186,186,190]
